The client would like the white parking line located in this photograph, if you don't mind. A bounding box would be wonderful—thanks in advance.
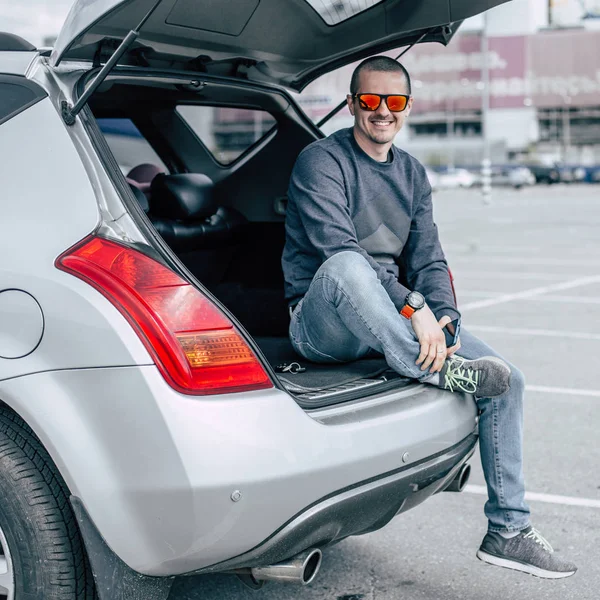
[526,385,600,398]
[455,291,500,298]
[467,325,600,341]
[464,485,600,509]
[522,295,600,305]
[459,275,600,311]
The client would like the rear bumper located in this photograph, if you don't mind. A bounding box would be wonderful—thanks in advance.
[1,364,478,576]
[188,431,477,575]
[71,431,476,589]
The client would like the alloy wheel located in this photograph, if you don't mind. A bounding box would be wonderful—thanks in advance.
[0,523,14,600]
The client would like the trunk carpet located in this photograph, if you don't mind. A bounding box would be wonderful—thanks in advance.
[255,336,395,392]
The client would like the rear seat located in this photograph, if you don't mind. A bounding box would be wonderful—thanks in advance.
[127,170,287,335]
[148,173,248,284]
[149,173,247,251]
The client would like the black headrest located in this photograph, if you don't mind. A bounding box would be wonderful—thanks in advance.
[127,163,165,184]
[151,173,217,221]
[127,180,150,213]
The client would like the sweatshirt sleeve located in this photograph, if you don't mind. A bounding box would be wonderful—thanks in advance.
[289,146,411,310]
[401,180,461,322]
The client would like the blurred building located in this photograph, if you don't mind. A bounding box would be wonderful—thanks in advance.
[298,0,600,167]
[403,26,600,166]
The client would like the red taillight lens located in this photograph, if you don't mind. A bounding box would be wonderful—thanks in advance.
[56,235,272,395]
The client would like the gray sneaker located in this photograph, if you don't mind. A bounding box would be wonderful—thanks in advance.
[476,527,578,579]
[439,355,510,398]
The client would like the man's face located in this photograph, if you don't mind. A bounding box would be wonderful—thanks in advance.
[347,69,413,146]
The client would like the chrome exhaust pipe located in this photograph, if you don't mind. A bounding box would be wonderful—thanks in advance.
[444,463,471,493]
[232,548,323,587]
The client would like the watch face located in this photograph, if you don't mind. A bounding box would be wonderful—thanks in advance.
[407,291,425,310]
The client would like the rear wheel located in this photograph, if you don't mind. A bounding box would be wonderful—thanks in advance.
[0,406,97,599]
[0,522,14,599]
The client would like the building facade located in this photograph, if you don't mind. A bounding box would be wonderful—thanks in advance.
[296,0,600,167]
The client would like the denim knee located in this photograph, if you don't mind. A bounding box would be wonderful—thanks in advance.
[508,365,526,395]
[317,251,375,286]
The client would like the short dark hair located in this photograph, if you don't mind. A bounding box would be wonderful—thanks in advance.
[350,56,411,95]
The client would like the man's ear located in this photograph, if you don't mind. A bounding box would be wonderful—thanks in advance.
[405,96,414,117]
[346,94,355,116]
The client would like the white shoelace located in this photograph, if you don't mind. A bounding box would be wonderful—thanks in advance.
[523,528,554,553]
[443,356,480,394]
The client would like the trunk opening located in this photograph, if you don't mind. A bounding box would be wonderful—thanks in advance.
[81,70,419,406]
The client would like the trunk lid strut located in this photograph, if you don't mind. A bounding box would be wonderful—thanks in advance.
[61,0,162,126]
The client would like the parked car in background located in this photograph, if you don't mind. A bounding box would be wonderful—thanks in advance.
[526,163,560,184]
[556,164,600,184]
[435,167,478,189]
[584,165,600,183]
[552,163,592,184]
[556,164,577,183]
[490,165,535,189]
[508,166,536,188]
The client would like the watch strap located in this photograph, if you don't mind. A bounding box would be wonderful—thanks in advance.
[400,304,415,319]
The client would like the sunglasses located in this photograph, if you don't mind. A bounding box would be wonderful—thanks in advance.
[353,93,411,112]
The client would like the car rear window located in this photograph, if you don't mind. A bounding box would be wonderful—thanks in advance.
[96,118,168,176]
[176,105,277,165]
[304,0,384,25]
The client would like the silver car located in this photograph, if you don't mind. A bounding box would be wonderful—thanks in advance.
[0,1,508,598]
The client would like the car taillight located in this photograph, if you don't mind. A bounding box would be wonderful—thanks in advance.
[56,235,272,395]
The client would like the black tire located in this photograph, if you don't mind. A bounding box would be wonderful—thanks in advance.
[0,405,97,599]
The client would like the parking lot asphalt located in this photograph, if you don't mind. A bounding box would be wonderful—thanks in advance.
[169,184,600,600]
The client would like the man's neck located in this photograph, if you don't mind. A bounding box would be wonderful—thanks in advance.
[352,127,393,163]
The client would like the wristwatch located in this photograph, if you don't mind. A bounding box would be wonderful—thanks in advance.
[400,291,425,319]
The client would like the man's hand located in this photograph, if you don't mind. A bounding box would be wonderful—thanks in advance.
[438,315,461,357]
[411,305,447,373]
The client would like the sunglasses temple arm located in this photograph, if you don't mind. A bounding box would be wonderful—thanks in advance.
[316,28,432,129]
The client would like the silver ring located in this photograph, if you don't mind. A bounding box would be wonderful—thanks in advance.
[437,350,445,354]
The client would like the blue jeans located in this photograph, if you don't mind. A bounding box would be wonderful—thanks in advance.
[289,251,531,533]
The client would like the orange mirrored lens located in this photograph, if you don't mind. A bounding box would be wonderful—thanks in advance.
[357,94,408,112]
[386,95,408,111]
[358,94,381,111]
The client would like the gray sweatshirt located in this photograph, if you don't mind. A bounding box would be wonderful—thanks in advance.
[282,128,460,322]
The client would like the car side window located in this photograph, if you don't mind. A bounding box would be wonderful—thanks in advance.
[96,118,168,176]
[176,105,277,165]
[0,76,47,127]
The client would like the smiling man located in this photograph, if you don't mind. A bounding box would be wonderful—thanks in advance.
[282,56,577,578]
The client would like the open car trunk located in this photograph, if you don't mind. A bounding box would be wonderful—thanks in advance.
[82,71,430,407]
[68,1,510,407]
[57,0,511,405]
[81,69,427,407]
